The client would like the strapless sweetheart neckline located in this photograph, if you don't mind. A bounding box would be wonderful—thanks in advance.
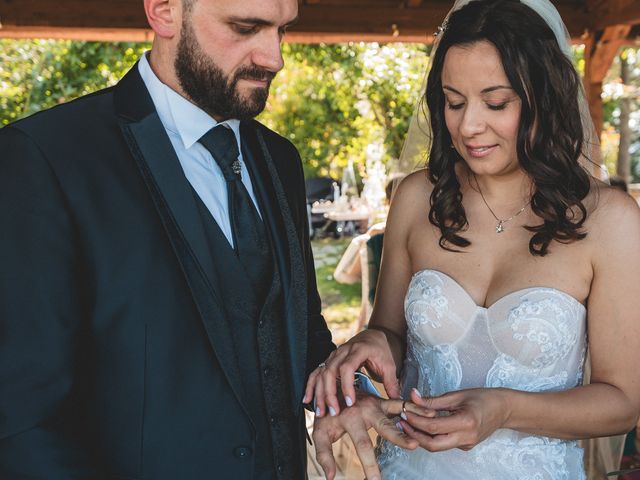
[410,268,586,312]
[378,267,588,479]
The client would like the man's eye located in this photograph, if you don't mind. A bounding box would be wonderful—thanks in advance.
[233,24,258,35]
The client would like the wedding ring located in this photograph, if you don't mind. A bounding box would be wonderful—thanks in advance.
[402,401,407,414]
[318,362,327,369]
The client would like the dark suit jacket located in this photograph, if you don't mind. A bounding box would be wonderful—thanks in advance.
[0,64,335,479]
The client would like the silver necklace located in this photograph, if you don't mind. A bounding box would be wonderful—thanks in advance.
[473,175,529,233]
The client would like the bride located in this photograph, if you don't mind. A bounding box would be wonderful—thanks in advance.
[304,0,640,479]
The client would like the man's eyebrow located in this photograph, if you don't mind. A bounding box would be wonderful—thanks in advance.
[227,16,300,27]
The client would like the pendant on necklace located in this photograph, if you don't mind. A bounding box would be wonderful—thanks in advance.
[495,221,505,234]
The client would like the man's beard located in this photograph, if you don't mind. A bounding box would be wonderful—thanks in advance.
[175,20,275,120]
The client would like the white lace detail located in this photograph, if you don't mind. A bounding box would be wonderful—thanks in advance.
[486,354,569,391]
[380,269,588,479]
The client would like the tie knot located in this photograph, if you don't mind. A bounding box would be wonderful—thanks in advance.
[199,126,241,181]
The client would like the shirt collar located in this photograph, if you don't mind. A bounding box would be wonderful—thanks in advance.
[138,51,241,150]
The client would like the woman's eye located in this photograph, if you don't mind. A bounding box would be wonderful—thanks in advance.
[446,102,464,110]
[488,103,507,111]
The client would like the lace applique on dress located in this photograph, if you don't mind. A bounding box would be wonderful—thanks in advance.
[379,270,588,479]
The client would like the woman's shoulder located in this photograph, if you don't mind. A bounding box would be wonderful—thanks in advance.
[391,168,433,202]
[586,180,640,248]
[384,168,432,233]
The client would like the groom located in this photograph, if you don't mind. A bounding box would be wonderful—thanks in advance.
[0,0,335,478]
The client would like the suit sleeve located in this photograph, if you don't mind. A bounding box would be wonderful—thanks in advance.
[0,126,95,478]
[288,144,336,378]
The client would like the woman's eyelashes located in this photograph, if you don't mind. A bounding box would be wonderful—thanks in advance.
[444,99,511,111]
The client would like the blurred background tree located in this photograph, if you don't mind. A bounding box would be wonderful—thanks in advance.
[601,48,640,183]
[0,40,148,125]
[1,39,638,182]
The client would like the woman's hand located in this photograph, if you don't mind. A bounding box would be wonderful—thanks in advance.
[303,328,401,417]
[312,395,421,480]
[400,388,511,452]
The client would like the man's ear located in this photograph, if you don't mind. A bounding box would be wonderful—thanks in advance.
[144,0,181,39]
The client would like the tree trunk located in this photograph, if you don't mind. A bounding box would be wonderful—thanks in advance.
[618,50,632,183]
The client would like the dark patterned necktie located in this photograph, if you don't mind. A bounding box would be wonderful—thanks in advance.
[198,126,271,293]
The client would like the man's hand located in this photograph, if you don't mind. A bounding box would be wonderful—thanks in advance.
[312,395,420,480]
[303,329,401,418]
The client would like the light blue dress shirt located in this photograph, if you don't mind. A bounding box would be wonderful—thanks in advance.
[138,52,261,248]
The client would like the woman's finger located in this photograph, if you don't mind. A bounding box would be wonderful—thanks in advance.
[401,420,466,452]
[302,368,320,404]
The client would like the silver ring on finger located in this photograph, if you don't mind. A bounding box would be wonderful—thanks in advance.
[318,362,327,369]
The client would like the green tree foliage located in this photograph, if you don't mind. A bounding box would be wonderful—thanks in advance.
[259,43,429,178]
[0,40,148,126]
[1,40,428,178]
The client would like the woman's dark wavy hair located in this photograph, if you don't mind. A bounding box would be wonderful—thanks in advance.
[425,0,591,256]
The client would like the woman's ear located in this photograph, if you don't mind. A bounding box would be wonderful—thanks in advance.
[144,0,181,39]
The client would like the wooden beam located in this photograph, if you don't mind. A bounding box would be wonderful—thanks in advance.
[591,0,640,31]
[588,24,632,84]
[0,0,147,30]
[0,26,153,42]
[0,0,592,42]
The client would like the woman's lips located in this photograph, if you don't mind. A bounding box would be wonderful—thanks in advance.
[465,144,498,158]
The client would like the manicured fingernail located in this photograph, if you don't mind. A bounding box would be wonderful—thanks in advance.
[302,395,308,403]
[401,412,408,421]
[395,421,404,432]
[329,406,337,417]
[345,395,353,407]
[315,407,321,417]
[412,388,422,397]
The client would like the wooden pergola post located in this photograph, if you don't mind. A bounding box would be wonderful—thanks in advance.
[583,25,631,140]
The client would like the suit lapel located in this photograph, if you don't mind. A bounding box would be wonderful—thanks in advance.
[114,65,249,413]
[241,121,307,411]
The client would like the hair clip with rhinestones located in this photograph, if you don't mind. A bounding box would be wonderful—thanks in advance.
[433,18,449,38]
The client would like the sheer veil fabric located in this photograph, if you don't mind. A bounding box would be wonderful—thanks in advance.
[389,0,620,478]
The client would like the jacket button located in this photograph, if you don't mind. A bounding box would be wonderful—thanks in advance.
[277,464,284,473]
[234,446,252,459]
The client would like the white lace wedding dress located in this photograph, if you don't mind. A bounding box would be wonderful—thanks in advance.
[377,269,587,479]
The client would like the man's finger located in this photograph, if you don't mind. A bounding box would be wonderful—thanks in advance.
[312,426,338,480]
[382,399,436,419]
[344,414,381,480]
[371,411,419,450]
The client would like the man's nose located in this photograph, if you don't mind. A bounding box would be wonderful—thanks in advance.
[252,30,285,73]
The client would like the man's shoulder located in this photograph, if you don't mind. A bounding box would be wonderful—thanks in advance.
[5,85,117,137]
